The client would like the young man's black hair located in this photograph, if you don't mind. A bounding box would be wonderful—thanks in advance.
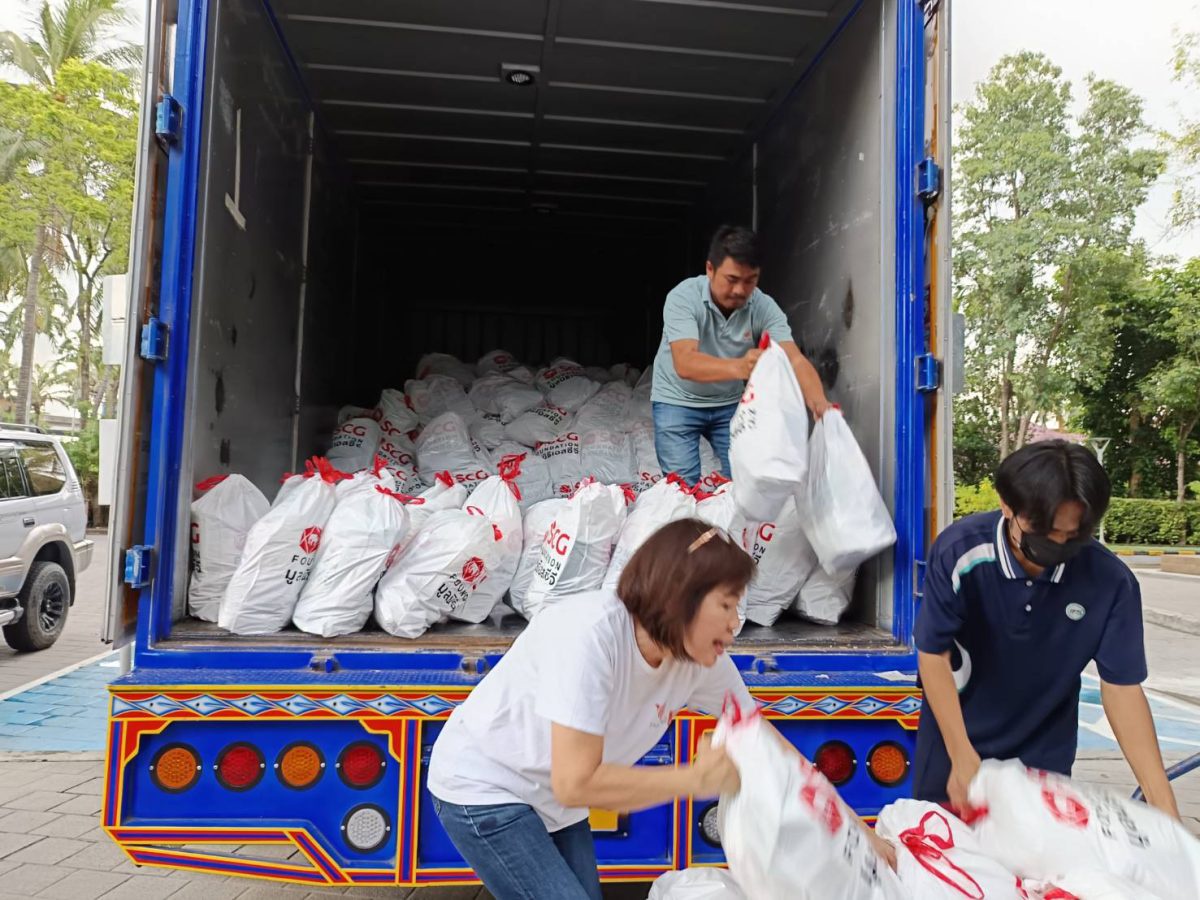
[706,225,761,270]
[993,439,1111,536]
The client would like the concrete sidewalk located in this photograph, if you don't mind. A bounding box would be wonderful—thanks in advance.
[1136,571,1200,637]
[0,752,1190,900]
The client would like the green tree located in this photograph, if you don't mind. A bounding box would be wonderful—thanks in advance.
[1075,259,1177,498]
[954,53,1165,460]
[1142,259,1200,502]
[0,0,140,425]
[1166,28,1200,230]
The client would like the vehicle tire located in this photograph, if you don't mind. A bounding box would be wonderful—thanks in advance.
[4,561,70,652]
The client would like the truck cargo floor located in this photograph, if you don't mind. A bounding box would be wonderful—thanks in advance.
[163,609,896,654]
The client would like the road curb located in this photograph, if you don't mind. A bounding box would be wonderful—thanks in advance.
[1144,606,1200,637]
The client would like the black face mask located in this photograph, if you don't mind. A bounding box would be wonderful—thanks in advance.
[1012,520,1090,568]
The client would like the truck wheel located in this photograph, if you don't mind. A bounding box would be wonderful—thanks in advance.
[4,561,71,652]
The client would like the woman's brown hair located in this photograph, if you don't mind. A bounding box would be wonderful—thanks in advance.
[617,518,755,660]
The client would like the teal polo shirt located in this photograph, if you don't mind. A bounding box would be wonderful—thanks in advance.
[650,275,793,408]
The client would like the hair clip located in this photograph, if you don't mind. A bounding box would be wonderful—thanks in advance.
[688,527,719,554]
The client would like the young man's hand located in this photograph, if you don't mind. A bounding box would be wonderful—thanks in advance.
[947,750,981,815]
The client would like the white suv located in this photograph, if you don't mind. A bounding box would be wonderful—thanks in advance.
[0,425,93,651]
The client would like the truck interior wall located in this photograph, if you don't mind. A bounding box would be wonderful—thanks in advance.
[172,0,354,619]
[693,0,895,630]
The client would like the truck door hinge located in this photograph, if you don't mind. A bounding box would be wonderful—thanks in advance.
[155,93,183,146]
[914,559,927,599]
[917,157,941,206]
[915,353,941,392]
[139,317,169,361]
[124,545,153,589]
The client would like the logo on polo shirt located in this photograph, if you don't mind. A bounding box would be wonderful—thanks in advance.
[1065,603,1086,621]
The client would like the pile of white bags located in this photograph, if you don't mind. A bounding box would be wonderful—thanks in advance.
[876,800,1027,899]
[535,430,583,498]
[405,374,476,425]
[714,704,906,900]
[801,408,897,574]
[518,480,628,620]
[604,476,697,588]
[188,475,269,622]
[506,402,573,446]
[219,457,341,635]
[292,472,411,637]
[740,498,819,627]
[416,412,493,490]
[325,417,382,473]
[493,448,554,509]
[416,352,475,387]
[375,510,502,637]
[728,338,809,522]
[509,498,568,615]
[967,760,1200,899]
[535,358,600,411]
[648,868,746,899]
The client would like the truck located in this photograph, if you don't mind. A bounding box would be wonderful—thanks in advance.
[102,0,953,888]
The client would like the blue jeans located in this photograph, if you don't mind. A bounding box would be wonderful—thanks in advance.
[433,798,603,900]
[652,400,737,486]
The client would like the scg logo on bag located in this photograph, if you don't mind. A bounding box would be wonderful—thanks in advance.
[299,527,323,555]
[543,522,571,556]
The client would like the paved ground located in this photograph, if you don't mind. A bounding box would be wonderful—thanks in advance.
[0,537,1191,897]
[0,534,111,700]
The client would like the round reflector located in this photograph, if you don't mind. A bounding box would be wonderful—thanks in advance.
[337,741,386,789]
[215,743,265,791]
[150,743,201,793]
[342,804,390,853]
[813,741,857,786]
[276,742,324,790]
[698,802,723,848]
[866,741,910,787]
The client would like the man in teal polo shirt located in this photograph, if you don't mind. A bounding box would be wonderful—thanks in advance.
[651,225,831,485]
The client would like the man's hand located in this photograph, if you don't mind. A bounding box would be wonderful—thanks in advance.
[808,396,833,419]
[947,750,981,815]
[731,349,763,381]
[690,733,740,797]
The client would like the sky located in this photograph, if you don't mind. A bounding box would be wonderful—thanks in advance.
[953,0,1200,261]
[1,0,1198,263]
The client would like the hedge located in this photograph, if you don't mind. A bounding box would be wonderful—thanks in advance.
[954,484,1200,546]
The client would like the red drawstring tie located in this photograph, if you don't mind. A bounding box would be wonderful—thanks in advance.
[898,811,985,899]
[497,454,525,500]
[195,475,228,492]
[375,486,414,503]
[758,331,770,350]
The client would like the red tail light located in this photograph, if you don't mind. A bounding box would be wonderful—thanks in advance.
[813,741,857,786]
[337,741,386,789]
[215,743,265,791]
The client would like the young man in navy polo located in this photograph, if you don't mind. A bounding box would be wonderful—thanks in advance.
[914,440,1179,818]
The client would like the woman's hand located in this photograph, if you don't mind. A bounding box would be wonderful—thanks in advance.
[690,734,740,797]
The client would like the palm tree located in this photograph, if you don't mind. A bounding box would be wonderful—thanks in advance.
[0,0,141,86]
[0,0,141,425]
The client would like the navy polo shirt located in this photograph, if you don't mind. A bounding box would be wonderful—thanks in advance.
[912,510,1147,802]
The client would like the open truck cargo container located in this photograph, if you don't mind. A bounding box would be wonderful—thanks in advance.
[102,0,953,887]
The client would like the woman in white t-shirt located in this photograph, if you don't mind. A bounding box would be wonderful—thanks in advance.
[427,518,754,899]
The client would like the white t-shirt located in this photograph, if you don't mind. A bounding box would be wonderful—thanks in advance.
[426,589,752,832]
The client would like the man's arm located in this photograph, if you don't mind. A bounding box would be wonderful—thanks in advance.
[669,339,760,383]
[779,341,831,418]
[1100,680,1180,819]
[917,649,980,811]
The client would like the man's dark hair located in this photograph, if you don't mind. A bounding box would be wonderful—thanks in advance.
[618,518,754,661]
[707,225,762,270]
[993,440,1111,535]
